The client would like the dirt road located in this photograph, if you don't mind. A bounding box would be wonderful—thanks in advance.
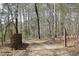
[0,39,79,56]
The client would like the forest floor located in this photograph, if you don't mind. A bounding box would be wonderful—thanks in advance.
[0,36,79,56]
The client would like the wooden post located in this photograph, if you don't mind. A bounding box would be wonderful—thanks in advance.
[64,28,67,47]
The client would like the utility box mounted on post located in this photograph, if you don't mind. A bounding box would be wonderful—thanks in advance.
[10,33,22,50]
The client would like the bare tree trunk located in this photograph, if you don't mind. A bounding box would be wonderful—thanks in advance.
[0,19,4,46]
[27,9,30,36]
[54,3,57,38]
[15,4,19,34]
[77,24,79,38]
[1,26,3,46]
[47,3,53,38]
[34,3,41,39]
[47,20,52,38]
[4,4,9,42]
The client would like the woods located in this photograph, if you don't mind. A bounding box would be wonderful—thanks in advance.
[0,3,79,56]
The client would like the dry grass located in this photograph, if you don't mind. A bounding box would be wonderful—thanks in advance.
[0,36,79,56]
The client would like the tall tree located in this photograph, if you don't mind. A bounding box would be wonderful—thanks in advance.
[34,3,41,39]
[0,19,4,46]
[15,3,19,34]
[54,3,57,38]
